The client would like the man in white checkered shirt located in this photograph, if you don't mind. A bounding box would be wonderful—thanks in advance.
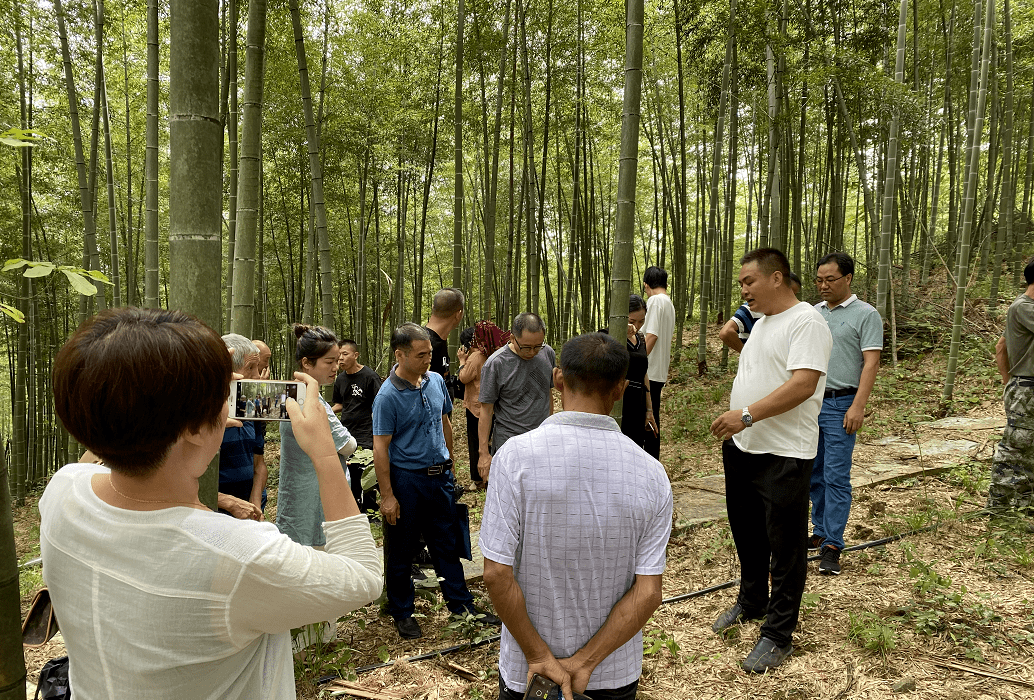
[480,332,673,700]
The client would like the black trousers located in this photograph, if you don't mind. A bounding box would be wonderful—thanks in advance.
[644,381,664,459]
[498,676,638,700]
[346,462,377,512]
[466,408,481,483]
[722,439,812,648]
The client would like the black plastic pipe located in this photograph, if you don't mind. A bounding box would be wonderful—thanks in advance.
[320,518,953,684]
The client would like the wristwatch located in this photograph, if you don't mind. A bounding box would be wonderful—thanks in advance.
[741,406,753,428]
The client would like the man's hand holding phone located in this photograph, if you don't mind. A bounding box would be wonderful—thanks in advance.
[524,658,572,700]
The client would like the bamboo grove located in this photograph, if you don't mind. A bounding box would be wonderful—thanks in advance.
[1,0,1033,500]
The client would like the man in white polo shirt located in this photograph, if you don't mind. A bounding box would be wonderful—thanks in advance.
[810,252,883,576]
[481,332,673,700]
[710,248,831,674]
[642,266,676,460]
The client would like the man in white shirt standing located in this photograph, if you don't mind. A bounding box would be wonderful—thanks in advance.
[481,332,672,700]
[710,248,832,674]
[641,266,676,460]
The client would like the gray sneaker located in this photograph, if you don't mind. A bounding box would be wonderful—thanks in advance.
[712,603,761,634]
[742,637,793,673]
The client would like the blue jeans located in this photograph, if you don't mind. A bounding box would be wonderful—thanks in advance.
[810,395,857,551]
[384,465,474,619]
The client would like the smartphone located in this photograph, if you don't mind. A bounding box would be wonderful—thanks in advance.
[521,675,591,700]
[523,675,559,700]
[229,379,306,422]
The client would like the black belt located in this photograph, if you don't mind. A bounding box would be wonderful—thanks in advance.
[824,387,858,399]
[408,459,453,476]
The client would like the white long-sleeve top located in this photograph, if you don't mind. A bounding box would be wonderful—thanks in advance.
[39,463,382,700]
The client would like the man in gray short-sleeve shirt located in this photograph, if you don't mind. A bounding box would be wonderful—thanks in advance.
[810,252,883,576]
[480,332,672,700]
[478,312,555,482]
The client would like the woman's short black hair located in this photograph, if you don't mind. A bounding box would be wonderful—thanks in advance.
[629,294,646,313]
[293,324,338,368]
[53,307,232,475]
[559,332,629,395]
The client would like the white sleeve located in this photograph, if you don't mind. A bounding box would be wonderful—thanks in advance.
[228,515,381,642]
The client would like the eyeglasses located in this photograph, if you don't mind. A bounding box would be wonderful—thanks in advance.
[513,340,544,352]
[814,275,846,287]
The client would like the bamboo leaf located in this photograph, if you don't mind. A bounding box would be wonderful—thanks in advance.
[62,269,100,296]
[85,269,114,284]
[0,303,25,323]
[23,263,55,278]
[3,259,32,272]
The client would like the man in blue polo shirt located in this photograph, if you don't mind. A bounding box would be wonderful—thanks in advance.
[810,252,883,576]
[372,322,499,640]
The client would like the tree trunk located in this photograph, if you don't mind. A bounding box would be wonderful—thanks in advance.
[943,0,993,402]
[453,0,464,339]
[0,434,26,700]
[101,59,122,308]
[230,0,267,336]
[225,0,239,324]
[608,0,645,418]
[989,0,1014,305]
[697,0,736,373]
[876,0,908,319]
[54,0,104,314]
[168,0,224,506]
[144,0,160,308]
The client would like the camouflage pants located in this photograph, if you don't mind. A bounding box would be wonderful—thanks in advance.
[987,377,1034,512]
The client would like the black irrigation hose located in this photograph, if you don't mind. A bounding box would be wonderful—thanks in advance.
[319,515,972,685]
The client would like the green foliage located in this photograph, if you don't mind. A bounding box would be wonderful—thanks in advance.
[1,258,113,323]
[699,526,734,564]
[291,622,357,685]
[642,619,682,660]
[897,544,1004,662]
[0,127,42,148]
[847,611,898,657]
[442,609,496,646]
[800,592,822,614]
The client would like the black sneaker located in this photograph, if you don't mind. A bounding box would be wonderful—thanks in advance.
[394,616,423,639]
[818,545,842,575]
[808,534,824,552]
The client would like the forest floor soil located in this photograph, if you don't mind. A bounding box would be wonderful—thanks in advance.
[14,314,1034,700]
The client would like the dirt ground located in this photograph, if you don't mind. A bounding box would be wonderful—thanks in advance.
[15,323,1034,699]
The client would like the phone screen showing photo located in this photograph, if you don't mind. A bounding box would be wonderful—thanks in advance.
[231,380,303,422]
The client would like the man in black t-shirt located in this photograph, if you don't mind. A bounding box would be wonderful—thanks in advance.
[424,288,465,400]
[332,339,383,512]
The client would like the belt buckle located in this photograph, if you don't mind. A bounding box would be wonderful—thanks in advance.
[427,464,444,476]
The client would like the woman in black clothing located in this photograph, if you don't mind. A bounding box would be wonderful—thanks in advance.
[597,297,657,448]
[620,294,658,448]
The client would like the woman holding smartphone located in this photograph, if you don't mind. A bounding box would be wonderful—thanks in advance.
[41,307,380,699]
[277,324,358,548]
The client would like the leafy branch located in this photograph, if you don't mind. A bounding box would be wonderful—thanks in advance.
[1,258,112,323]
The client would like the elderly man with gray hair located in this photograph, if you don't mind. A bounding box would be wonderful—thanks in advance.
[478,312,556,483]
[218,333,266,520]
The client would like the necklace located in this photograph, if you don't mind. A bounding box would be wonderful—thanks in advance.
[107,475,206,510]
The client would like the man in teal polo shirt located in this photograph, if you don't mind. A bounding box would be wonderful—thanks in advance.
[810,252,883,576]
[372,322,499,640]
